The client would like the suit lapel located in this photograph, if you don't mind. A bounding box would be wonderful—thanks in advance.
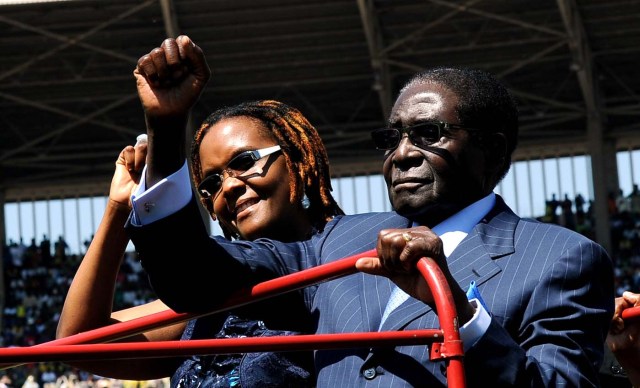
[451,197,517,288]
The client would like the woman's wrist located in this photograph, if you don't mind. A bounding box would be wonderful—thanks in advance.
[107,197,131,214]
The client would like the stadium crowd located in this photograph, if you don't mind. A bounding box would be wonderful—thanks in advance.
[1,236,162,387]
[0,185,639,387]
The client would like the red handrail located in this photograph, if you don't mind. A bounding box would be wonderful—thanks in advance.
[0,330,444,362]
[0,251,466,387]
[43,249,377,346]
[621,305,640,321]
[416,258,465,388]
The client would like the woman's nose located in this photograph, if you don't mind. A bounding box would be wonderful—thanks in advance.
[220,174,246,197]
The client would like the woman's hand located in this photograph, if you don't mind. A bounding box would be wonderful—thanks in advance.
[109,136,147,210]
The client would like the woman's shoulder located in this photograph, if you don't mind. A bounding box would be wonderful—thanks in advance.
[310,212,412,260]
[327,211,410,227]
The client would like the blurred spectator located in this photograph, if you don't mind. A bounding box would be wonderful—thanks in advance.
[21,375,38,388]
[543,193,560,223]
[575,193,586,216]
[0,375,12,388]
[609,190,619,215]
[617,188,631,214]
[629,184,640,214]
[560,194,575,231]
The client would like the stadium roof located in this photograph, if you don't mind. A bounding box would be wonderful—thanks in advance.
[1,0,640,201]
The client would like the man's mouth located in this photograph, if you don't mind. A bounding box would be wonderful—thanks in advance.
[392,176,431,189]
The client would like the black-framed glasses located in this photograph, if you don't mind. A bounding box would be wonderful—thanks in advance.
[371,121,482,150]
[198,145,282,199]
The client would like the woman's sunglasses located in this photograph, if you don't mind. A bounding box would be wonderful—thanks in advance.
[198,145,282,199]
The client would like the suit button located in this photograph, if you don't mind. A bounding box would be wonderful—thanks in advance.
[363,367,376,380]
[610,364,626,375]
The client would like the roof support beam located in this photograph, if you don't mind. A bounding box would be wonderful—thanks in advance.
[429,0,565,37]
[0,91,136,135]
[0,94,136,162]
[160,0,181,38]
[557,0,612,253]
[0,0,155,83]
[0,15,138,64]
[382,0,482,56]
[357,0,392,119]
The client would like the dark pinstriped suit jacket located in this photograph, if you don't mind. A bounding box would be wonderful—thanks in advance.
[130,194,614,387]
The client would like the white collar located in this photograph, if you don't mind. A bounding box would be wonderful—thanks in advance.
[430,192,496,257]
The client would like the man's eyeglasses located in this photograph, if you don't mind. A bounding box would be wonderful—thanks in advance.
[371,121,482,150]
[198,145,282,199]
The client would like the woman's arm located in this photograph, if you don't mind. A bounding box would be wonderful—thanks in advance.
[56,144,185,379]
[608,291,640,387]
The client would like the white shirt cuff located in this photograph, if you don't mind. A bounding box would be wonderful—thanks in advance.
[130,161,192,226]
[459,298,491,351]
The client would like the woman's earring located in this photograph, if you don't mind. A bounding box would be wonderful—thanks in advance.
[208,200,217,220]
[301,194,311,209]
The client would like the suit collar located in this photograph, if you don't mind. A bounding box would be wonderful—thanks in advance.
[474,195,517,258]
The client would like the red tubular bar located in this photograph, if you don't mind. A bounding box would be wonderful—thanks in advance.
[416,258,465,388]
[0,250,466,387]
[621,305,640,321]
[0,329,443,363]
[43,249,378,346]
[0,249,375,372]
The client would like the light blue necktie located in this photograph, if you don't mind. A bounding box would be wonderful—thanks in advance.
[379,286,409,330]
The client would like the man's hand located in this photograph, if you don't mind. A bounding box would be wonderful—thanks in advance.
[134,35,211,121]
[356,226,475,324]
[133,35,211,185]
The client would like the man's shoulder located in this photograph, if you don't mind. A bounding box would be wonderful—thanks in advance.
[491,198,600,245]
[517,216,598,242]
[484,202,608,260]
[511,217,611,270]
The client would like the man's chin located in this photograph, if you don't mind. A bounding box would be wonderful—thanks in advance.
[393,199,462,226]
[393,200,434,217]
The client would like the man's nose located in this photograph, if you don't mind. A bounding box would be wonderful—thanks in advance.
[394,134,416,158]
[391,134,425,167]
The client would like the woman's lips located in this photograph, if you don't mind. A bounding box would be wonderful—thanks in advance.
[234,198,259,218]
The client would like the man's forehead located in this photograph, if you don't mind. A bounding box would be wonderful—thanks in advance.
[390,91,445,124]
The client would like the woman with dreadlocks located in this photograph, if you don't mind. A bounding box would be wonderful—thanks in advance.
[57,98,343,386]
[191,100,341,242]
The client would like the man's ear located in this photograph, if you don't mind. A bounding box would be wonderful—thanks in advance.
[484,133,508,168]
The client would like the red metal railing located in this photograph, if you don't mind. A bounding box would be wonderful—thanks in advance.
[0,249,467,386]
[622,305,640,321]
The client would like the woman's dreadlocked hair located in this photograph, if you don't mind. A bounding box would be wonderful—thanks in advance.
[190,100,344,240]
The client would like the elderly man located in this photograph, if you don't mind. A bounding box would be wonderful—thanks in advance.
[128,35,613,387]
